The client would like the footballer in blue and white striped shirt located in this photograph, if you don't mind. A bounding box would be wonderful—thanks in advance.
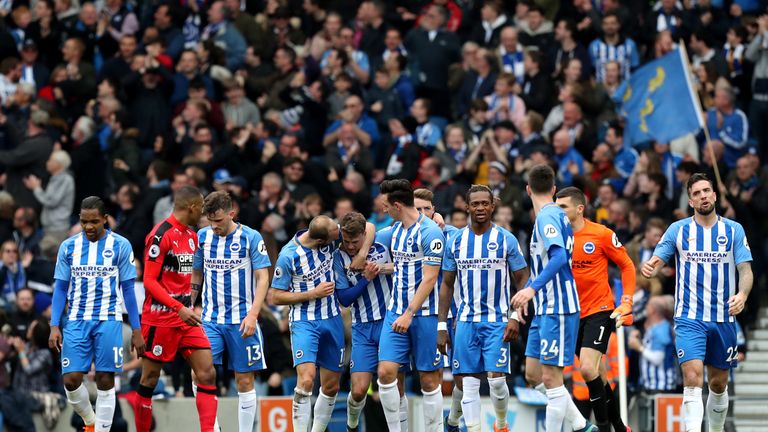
[511,165,596,432]
[191,191,271,432]
[376,179,446,432]
[269,214,374,432]
[642,173,753,432]
[50,196,144,432]
[439,185,529,432]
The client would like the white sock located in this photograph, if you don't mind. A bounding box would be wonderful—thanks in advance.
[706,387,728,432]
[422,387,444,432]
[347,392,366,428]
[378,380,401,432]
[66,384,95,425]
[565,393,587,430]
[488,376,509,428]
[447,385,463,426]
[400,393,409,432]
[238,390,257,432]
[683,386,704,432]
[292,387,312,432]
[95,388,116,432]
[193,383,221,432]
[545,386,568,432]
[461,377,481,432]
[310,390,337,432]
[535,382,547,395]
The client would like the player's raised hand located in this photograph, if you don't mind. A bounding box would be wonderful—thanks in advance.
[437,328,449,355]
[313,281,335,299]
[49,326,62,352]
[131,329,146,357]
[511,287,535,311]
[728,292,747,316]
[502,319,520,342]
[178,306,203,326]
[641,256,662,278]
[240,312,259,338]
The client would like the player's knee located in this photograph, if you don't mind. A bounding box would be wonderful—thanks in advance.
[351,383,368,401]
[580,363,599,381]
[194,365,216,386]
[419,372,440,392]
[377,365,396,384]
[682,368,702,387]
[94,372,115,390]
[525,369,540,387]
[708,374,728,393]
[62,374,82,391]
[235,373,255,393]
[321,380,340,397]
[298,373,315,392]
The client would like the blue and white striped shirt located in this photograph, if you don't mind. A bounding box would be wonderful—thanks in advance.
[388,214,445,316]
[443,225,461,320]
[272,230,339,322]
[54,231,136,321]
[333,228,394,323]
[653,216,752,323]
[588,37,640,81]
[640,320,679,392]
[530,204,579,315]
[194,224,272,325]
[443,225,527,322]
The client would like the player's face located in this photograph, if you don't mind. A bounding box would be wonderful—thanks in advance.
[414,197,435,218]
[341,232,365,256]
[467,191,494,224]
[382,194,400,220]
[207,209,235,236]
[555,196,582,223]
[688,180,716,216]
[188,196,205,225]
[79,208,107,242]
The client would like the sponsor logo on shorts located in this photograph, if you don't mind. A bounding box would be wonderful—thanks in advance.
[153,345,163,357]
[350,360,355,369]
[543,355,556,361]
[62,358,70,368]
[295,349,304,359]
[677,349,685,358]
[583,242,595,254]
[102,249,114,259]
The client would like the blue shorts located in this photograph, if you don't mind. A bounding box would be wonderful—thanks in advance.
[351,320,383,373]
[379,311,441,372]
[203,322,267,373]
[443,317,457,368]
[289,315,345,372]
[453,321,510,374]
[62,320,123,374]
[524,313,579,367]
[674,317,738,370]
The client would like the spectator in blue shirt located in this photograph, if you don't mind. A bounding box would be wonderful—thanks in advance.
[706,84,750,169]
[323,94,381,158]
[629,295,680,393]
[553,128,584,187]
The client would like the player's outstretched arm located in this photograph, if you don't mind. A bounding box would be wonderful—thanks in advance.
[641,256,665,278]
[48,278,69,352]
[437,270,456,355]
[729,262,753,316]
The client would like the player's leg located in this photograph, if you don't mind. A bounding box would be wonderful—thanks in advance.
[452,321,482,431]
[290,320,320,432]
[578,312,613,431]
[190,369,222,432]
[187,348,218,432]
[411,315,443,432]
[92,321,124,432]
[136,358,163,432]
[397,370,409,432]
[524,316,546,394]
[676,318,708,432]
[348,371,373,431]
[347,321,378,431]
[482,322,512,431]
[598,359,628,432]
[311,315,346,432]
[445,317,463,431]
[228,322,267,432]
[62,321,96,429]
[377,311,412,432]
[704,321,739,432]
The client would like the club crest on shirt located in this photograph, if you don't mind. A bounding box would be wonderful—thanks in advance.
[320,245,330,254]
[583,242,596,254]
[102,249,114,259]
[716,235,728,247]
[487,242,498,252]
[230,242,241,253]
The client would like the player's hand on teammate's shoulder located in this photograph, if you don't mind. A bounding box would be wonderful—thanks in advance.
[728,292,747,316]
[313,281,335,299]
[48,326,62,352]
[178,306,203,326]
[131,329,146,357]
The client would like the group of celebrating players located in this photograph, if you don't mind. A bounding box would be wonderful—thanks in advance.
[47,163,752,432]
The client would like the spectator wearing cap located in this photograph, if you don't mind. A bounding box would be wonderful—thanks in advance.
[201,0,246,71]
[553,128,585,187]
[22,150,73,243]
[404,4,461,119]
[0,109,53,210]
[469,0,509,48]
[19,39,49,91]
[706,84,749,169]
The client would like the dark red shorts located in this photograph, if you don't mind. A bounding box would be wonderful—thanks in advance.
[141,323,211,363]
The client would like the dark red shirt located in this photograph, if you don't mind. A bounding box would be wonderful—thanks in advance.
[142,214,197,327]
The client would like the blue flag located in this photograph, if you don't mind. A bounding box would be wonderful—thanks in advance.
[619,49,703,145]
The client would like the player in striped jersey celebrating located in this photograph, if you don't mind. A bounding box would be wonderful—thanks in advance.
[511,165,596,432]
[438,185,529,432]
[269,215,374,432]
[376,179,446,432]
[642,173,753,432]
[332,212,408,432]
[49,197,145,432]
[191,191,271,432]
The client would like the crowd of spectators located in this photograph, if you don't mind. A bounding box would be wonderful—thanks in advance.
[0,0,767,429]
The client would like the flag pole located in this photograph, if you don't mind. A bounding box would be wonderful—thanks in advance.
[678,41,723,187]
